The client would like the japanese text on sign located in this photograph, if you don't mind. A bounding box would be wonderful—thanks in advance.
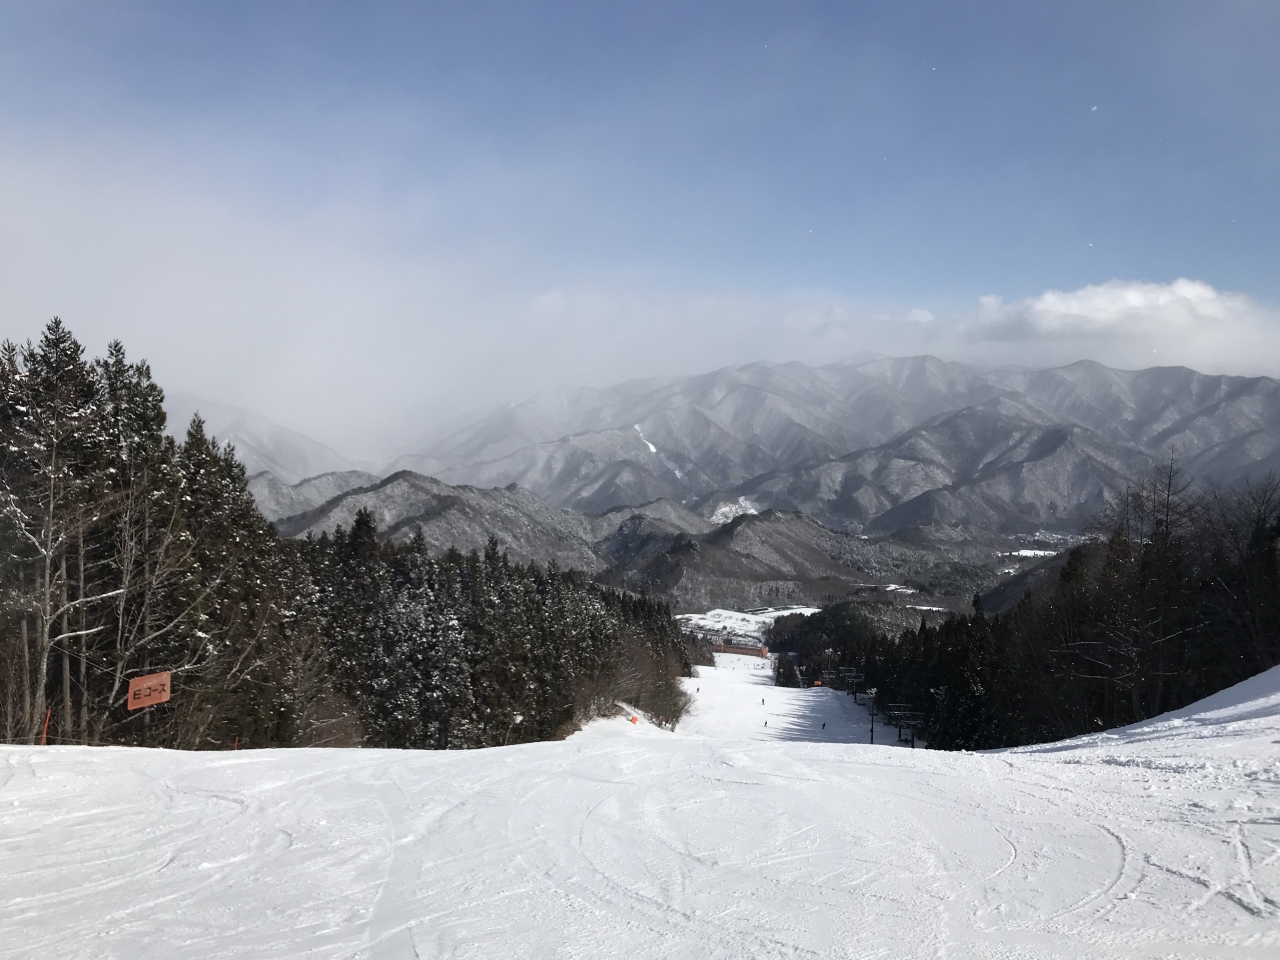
[127,672,171,710]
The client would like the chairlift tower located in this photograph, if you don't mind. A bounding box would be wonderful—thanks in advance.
[885,704,924,748]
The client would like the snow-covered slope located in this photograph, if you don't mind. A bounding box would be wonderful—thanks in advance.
[3,659,1278,958]
[658,652,889,743]
[676,607,820,643]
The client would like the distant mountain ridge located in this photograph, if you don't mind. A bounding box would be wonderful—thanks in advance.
[699,402,1155,534]
[388,358,1009,508]
[235,356,1280,555]
[385,357,1280,530]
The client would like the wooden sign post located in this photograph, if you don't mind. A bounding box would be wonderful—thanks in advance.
[127,672,172,710]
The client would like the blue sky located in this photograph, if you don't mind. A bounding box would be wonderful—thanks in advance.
[1,2,1277,456]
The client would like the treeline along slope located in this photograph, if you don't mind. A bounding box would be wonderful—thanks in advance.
[772,465,1280,749]
[0,320,691,749]
[298,516,691,747]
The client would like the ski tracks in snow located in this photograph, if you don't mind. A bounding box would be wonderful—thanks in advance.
[3,658,1280,958]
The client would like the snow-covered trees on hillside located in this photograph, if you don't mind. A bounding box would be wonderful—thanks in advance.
[301,521,691,748]
[776,466,1280,750]
[0,320,304,747]
[0,320,692,750]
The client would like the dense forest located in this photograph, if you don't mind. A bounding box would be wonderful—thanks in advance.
[771,464,1280,749]
[297,518,692,748]
[0,319,693,749]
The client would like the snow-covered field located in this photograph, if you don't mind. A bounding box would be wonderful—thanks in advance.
[588,653,896,746]
[675,607,821,642]
[3,655,1279,958]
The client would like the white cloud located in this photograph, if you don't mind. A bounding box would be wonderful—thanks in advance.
[975,278,1269,339]
[964,279,1280,376]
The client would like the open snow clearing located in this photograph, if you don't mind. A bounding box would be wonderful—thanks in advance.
[2,653,1279,958]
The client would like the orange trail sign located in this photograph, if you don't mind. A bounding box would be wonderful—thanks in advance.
[127,672,171,710]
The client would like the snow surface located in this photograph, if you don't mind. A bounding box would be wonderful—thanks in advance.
[626,653,892,745]
[632,424,657,454]
[676,607,821,642]
[708,496,759,524]
[3,655,1280,958]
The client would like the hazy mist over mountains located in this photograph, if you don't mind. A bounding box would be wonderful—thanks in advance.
[164,391,368,484]
[218,355,1280,520]
[204,351,1280,615]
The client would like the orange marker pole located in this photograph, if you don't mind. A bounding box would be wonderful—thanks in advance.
[40,708,51,745]
[233,736,239,751]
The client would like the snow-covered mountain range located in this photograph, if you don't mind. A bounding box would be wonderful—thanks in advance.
[389,356,1280,528]
[237,356,1280,611]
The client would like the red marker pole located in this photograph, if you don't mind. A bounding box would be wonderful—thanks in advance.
[233,736,239,751]
[40,708,51,746]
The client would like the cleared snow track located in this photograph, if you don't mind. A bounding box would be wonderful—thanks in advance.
[2,655,1279,958]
